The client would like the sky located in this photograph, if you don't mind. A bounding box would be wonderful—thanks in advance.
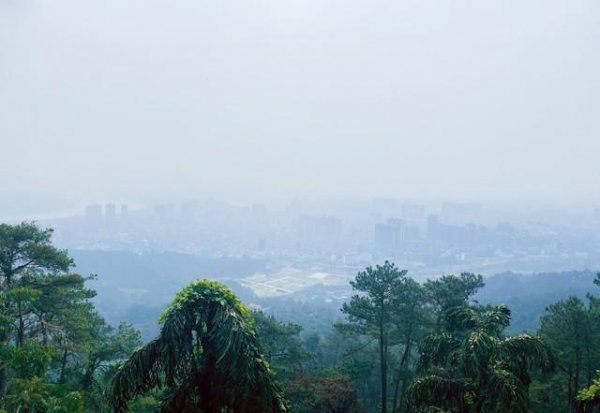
[1,0,599,217]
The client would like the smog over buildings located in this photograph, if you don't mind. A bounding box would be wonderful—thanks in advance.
[2,3,600,409]
[2,0,600,314]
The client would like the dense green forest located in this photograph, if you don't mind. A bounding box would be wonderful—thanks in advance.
[2,222,600,412]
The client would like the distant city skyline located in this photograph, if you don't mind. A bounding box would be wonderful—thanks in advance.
[2,195,600,224]
[2,0,600,213]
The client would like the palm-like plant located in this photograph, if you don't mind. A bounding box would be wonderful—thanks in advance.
[410,305,553,413]
[577,371,600,413]
[109,280,287,413]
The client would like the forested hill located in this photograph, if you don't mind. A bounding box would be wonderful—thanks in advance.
[69,250,598,338]
[69,250,265,338]
[476,270,598,333]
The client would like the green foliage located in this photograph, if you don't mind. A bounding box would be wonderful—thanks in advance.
[8,341,54,379]
[338,261,430,413]
[531,275,600,413]
[0,222,73,279]
[424,273,484,331]
[0,222,76,401]
[252,310,310,381]
[577,371,600,412]
[529,374,570,413]
[109,279,287,413]
[4,377,84,413]
[287,375,364,413]
[0,223,142,412]
[411,305,553,413]
[3,223,599,413]
[339,261,409,413]
[127,394,161,413]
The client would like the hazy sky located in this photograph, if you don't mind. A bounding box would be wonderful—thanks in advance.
[1,0,599,216]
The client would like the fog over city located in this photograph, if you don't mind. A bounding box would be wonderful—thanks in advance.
[3,0,600,294]
[3,2,600,411]
[2,0,600,220]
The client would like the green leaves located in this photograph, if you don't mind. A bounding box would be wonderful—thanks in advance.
[286,375,363,413]
[0,222,73,279]
[251,310,310,383]
[158,279,250,324]
[411,375,471,409]
[110,279,287,413]
[4,377,84,413]
[8,340,54,380]
[424,273,484,332]
[577,371,600,412]
[0,222,142,412]
[535,289,600,412]
[412,303,552,413]
[339,262,428,413]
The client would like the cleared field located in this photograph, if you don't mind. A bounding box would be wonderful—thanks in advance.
[241,267,349,297]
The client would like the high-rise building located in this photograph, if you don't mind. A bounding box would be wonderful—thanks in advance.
[105,203,117,219]
[84,204,102,219]
[374,218,407,254]
[155,204,167,221]
[120,203,128,218]
[427,215,441,240]
[297,215,342,248]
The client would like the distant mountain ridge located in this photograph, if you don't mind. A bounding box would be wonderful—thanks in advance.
[69,249,599,336]
[475,270,599,332]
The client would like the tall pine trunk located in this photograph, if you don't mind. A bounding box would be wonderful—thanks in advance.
[59,348,69,384]
[0,329,8,402]
[379,324,387,413]
[0,274,10,401]
[392,337,412,412]
[17,301,25,347]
